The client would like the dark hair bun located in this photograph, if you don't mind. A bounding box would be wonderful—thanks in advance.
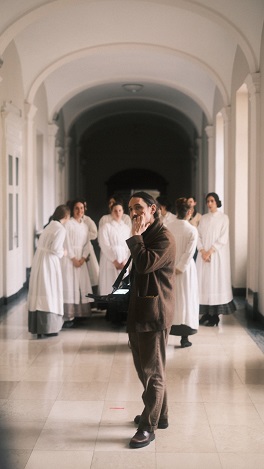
[206,192,222,208]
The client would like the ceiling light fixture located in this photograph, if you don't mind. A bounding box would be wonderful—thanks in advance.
[122,84,144,93]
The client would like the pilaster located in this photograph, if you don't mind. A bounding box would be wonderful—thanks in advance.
[205,125,214,190]
[245,73,261,313]
[24,101,38,267]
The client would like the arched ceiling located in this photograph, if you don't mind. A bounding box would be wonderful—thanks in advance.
[0,0,263,134]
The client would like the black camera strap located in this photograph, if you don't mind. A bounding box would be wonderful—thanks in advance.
[112,256,132,292]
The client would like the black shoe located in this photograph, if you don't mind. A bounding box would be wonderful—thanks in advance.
[129,430,155,448]
[134,414,168,429]
[62,320,74,329]
[205,315,219,327]
[44,333,58,337]
[180,337,192,348]
[199,313,210,325]
[37,334,42,339]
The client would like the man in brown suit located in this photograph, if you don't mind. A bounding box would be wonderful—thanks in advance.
[126,191,176,449]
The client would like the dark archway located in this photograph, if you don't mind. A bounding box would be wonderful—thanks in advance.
[106,168,168,213]
[106,168,167,194]
[76,111,196,223]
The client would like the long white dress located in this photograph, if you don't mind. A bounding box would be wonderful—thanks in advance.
[196,211,233,306]
[28,220,66,334]
[99,213,131,230]
[98,219,131,295]
[167,219,199,332]
[61,217,93,319]
[160,211,176,227]
[83,214,99,286]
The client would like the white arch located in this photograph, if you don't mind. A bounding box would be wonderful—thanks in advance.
[26,43,228,120]
[0,0,258,72]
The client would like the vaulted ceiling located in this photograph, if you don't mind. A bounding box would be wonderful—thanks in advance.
[0,0,263,137]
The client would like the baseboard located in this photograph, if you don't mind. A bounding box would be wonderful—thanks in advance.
[0,285,27,307]
[246,288,259,320]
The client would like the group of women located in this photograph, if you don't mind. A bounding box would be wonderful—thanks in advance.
[27,191,235,342]
[27,196,132,337]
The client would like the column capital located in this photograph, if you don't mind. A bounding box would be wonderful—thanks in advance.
[246,72,260,97]
[221,105,231,123]
[24,101,37,120]
[1,100,22,117]
[48,122,59,139]
[205,125,214,139]
[56,146,65,171]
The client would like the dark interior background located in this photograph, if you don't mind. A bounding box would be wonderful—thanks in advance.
[74,112,196,224]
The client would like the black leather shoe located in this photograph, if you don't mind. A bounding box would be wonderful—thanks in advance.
[205,315,219,327]
[199,313,210,325]
[180,337,192,348]
[62,320,74,329]
[134,415,168,429]
[129,430,155,448]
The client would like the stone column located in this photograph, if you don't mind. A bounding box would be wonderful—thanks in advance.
[46,123,58,217]
[55,145,65,204]
[245,73,260,314]
[24,102,38,267]
[221,106,231,214]
[195,137,203,209]
[64,137,72,201]
[205,125,214,190]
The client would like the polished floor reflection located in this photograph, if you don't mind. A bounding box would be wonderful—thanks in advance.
[0,295,264,469]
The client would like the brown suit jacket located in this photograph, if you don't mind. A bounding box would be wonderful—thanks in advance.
[126,218,176,332]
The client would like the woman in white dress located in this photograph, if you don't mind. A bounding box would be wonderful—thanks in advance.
[98,202,131,296]
[156,195,176,226]
[28,204,70,338]
[187,196,202,261]
[99,194,131,230]
[167,198,199,347]
[82,200,99,290]
[196,192,236,326]
[187,196,202,228]
[61,199,93,327]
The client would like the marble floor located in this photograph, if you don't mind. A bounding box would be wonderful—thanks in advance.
[1,295,264,469]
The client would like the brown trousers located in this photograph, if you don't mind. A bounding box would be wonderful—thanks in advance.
[128,329,169,433]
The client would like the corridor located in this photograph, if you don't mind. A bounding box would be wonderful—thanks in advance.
[0,296,264,469]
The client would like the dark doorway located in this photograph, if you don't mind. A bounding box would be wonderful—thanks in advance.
[77,111,195,223]
[106,168,167,212]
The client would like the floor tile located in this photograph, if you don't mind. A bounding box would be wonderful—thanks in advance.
[25,450,93,469]
[211,423,264,452]
[46,400,104,422]
[57,381,108,400]
[156,452,222,469]
[0,399,55,421]
[91,451,155,468]
[0,449,31,469]
[0,420,45,449]
[35,420,98,450]
[155,423,216,453]
[219,452,264,469]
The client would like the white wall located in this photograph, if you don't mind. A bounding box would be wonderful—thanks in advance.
[258,25,264,316]
[0,41,26,297]
[0,41,51,298]
[229,47,251,291]
[34,85,55,229]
